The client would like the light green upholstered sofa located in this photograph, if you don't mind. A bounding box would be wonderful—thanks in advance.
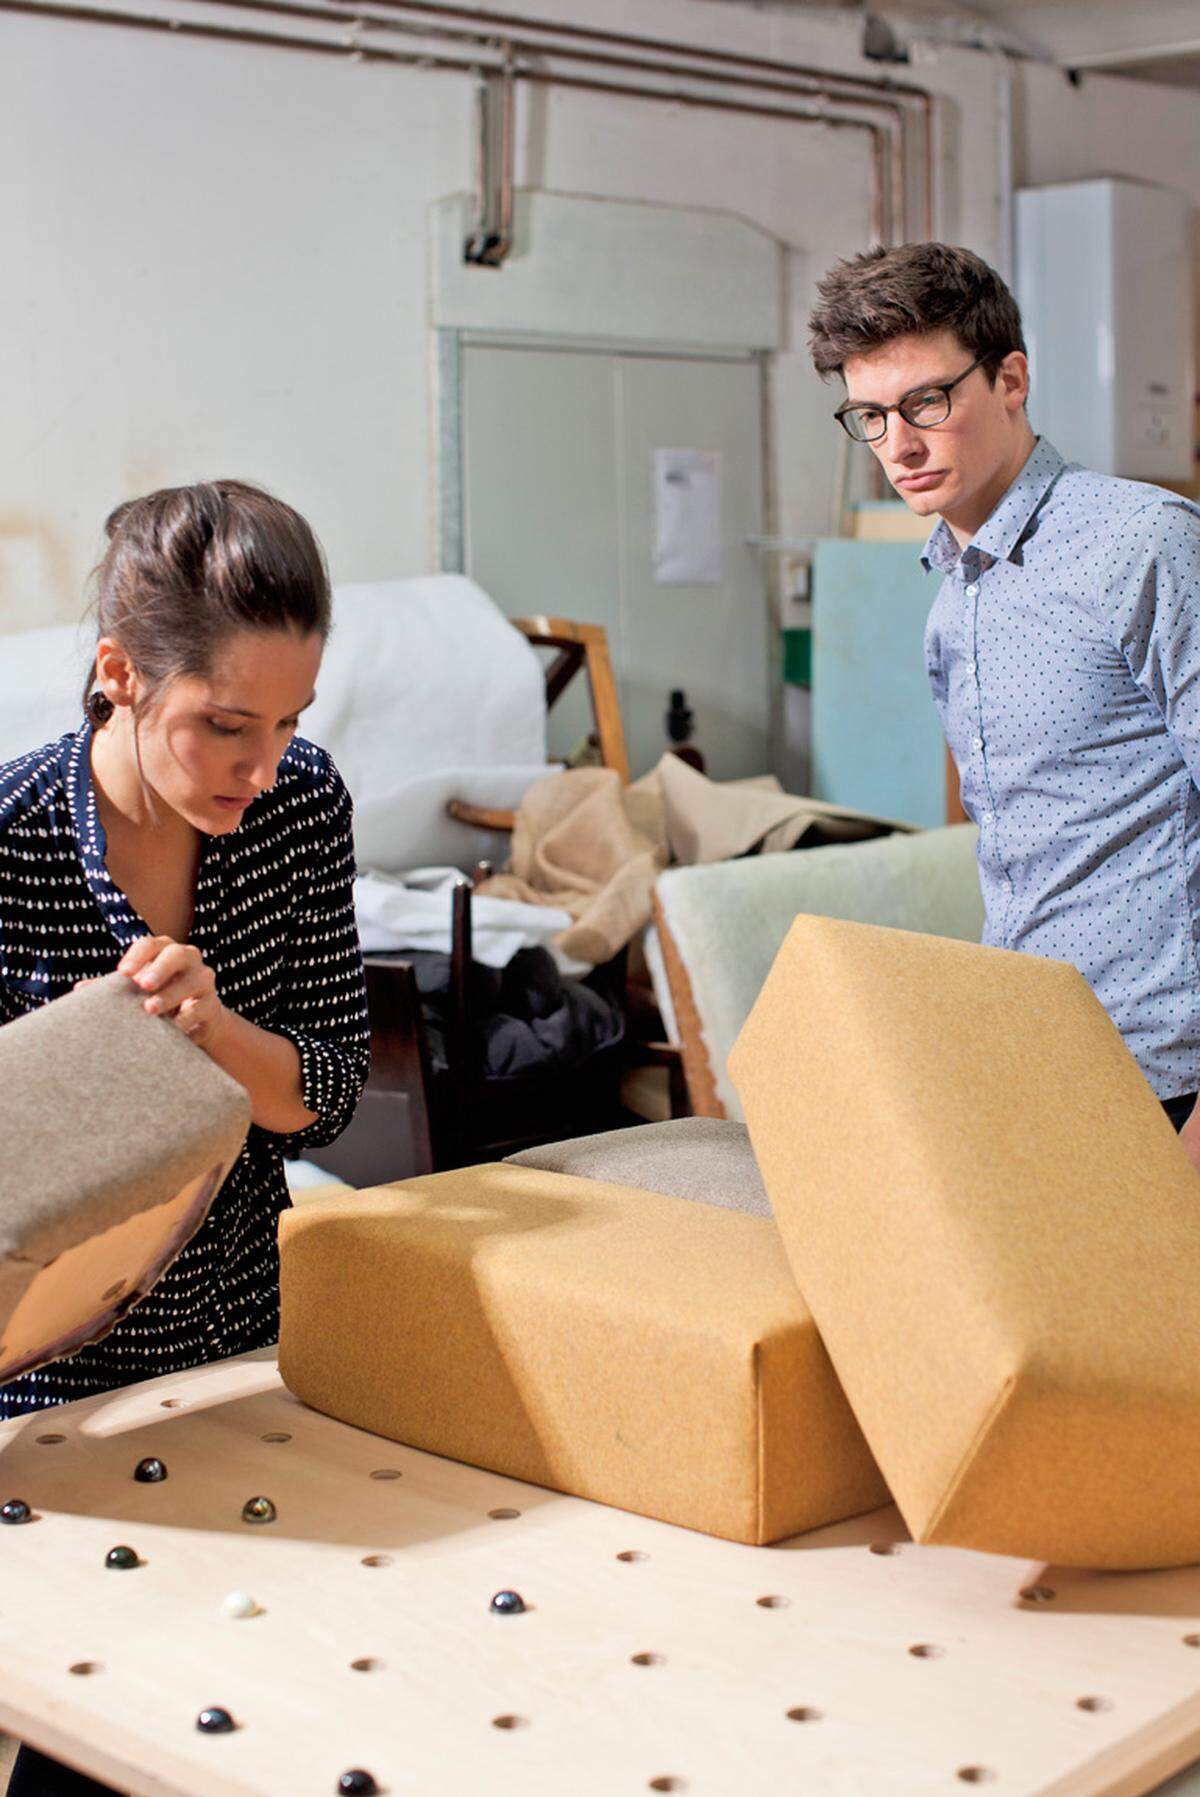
[649,823,984,1120]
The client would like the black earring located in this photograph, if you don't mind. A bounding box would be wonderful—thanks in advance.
[86,691,115,726]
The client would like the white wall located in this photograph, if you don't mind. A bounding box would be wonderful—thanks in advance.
[0,1,1005,634]
[1,0,1198,637]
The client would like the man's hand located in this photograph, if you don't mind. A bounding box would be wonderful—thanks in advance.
[1177,1103,1200,1175]
[117,937,231,1049]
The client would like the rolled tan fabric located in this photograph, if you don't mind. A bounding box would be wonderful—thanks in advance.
[278,1162,889,1545]
[730,915,1200,1570]
[0,973,249,1382]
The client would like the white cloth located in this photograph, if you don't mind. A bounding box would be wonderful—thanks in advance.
[355,868,586,974]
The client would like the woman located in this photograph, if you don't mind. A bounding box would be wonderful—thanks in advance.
[0,481,370,1796]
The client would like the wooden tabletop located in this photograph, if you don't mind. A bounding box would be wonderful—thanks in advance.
[1,1349,1200,1796]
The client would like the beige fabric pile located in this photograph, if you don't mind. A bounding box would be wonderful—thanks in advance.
[476,754,909,967]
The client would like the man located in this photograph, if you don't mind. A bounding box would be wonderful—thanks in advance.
[808,242,1200,1161]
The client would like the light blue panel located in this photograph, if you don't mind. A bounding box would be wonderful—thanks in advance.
[811,539,945,829]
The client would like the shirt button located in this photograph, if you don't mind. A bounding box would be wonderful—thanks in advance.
[972,736,984,751]
[965,584,979,598]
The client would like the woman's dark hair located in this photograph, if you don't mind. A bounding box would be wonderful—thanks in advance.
[83,479,331,723]
[807,242,1027,382]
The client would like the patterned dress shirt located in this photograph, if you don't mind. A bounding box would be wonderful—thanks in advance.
[923,437,1200,1100]
[0,722,370,1415]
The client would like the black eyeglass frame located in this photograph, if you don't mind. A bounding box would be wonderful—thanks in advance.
[833,354,994,443]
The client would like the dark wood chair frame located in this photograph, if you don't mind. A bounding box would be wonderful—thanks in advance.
[306,615,684,1189]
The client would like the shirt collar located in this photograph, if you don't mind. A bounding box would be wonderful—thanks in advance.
[920,437,1065,575]
[62,720,145,946]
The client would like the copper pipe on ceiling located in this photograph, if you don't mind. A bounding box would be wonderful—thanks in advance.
[2,0,911,243]
[157,0,918,239]
[310,0,936,234]
[164,0,926,237]
[521,68,892,244]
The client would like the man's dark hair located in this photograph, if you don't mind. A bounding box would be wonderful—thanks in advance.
[807,242,1026,382]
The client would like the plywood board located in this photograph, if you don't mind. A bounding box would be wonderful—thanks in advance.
[1,1350,1199,1796]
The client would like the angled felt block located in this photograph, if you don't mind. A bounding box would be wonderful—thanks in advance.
[278,1163,889,1545]
[729,915,1200,1570]
[0,973,250,1382]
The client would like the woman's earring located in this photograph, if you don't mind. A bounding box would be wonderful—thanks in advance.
[86,690,116,726]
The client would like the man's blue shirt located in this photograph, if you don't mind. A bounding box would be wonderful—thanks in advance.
[922,437,1200,1098]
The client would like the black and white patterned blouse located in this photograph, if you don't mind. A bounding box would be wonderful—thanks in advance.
[0,721,369,1417]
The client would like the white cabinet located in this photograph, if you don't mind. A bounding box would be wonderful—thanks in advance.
[1015,177,1195,481]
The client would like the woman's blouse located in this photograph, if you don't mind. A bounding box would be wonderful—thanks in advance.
[0,722,369,1416]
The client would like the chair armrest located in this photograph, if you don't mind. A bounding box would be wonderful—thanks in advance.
[447,799,517,832]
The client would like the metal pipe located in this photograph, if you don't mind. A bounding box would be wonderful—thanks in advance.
[519,67,891,241]
[2,0,911,245]
[163,0,928,238]
[313,0,937,234]
[497,39,514,256]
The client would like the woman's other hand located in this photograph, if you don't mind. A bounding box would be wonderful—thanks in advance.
[118,937,230,1048]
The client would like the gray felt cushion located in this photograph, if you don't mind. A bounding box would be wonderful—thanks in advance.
[0,973,250,1379]
[506,1117,771,1218]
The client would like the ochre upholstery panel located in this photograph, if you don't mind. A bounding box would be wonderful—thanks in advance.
[278,1164,888,1545]
[730,915,1200,1569]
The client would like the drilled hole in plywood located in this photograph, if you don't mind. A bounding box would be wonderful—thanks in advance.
[370,1469,402,1481]
[350,1658,384,1673]
[36,1434,66,1445]
[1020,1585,1056,1604]
[869,1542,898,1556]
[617,1550,648,1563]
[631,1652,665,1667]
[786,1707,822,1723]
[160,1400,184,1409]
[756,1595,790,1610]
[491,1715,528,1731]
[1184,1634,1200,1648]
[361,1555,393,1569]
[1077,1696,1113,1713]
[68,1662,102,1677]
[648,1779,688,1793]
[261,1432,292,1445]
[101,1281,126,1302]
[956,1769,995,1785]
[908,1643,944,1659]
[489,1508,521,1520]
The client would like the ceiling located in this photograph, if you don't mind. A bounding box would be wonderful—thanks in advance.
[728,0,1200,89]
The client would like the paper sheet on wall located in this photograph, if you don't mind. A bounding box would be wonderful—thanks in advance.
[653,449,722,585]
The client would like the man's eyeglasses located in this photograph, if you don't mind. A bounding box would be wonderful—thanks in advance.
[834,355,992,443]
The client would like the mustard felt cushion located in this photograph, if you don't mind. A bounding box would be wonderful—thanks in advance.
[278,1163,889,1546]
[730,915,1200,1570]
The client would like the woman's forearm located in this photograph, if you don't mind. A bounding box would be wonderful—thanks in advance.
[203,1008,318,1135]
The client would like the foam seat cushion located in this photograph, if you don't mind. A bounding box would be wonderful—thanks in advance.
[278,1162,888,1545]
[0,974,249,1381]
[653,823,984,1119]
[730,915,1200,1570]
[506,1116,770,1216]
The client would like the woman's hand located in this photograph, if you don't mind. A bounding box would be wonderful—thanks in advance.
[117,937,231,1049]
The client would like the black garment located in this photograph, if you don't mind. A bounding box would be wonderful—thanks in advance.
[1162,1093,1198,1133]
[0,725,369,1417]
[6,1746,117,1796]
[408,944,624,1079]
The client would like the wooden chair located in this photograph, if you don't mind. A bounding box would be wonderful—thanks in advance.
[306,615,680,1188]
